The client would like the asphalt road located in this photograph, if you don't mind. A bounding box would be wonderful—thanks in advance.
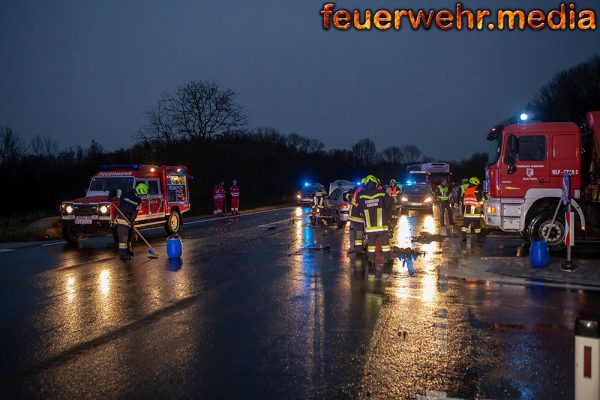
[1,207,598,399]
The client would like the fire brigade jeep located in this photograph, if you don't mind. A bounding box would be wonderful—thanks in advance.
[59,165,191,245]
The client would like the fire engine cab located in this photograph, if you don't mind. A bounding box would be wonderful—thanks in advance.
[60,165,191,245]
[483,111,600,250]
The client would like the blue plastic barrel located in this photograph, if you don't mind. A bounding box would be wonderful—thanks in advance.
[530,240,549,269]
[166,235,182,259]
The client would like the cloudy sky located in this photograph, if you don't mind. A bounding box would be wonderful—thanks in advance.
[1,0,599,159]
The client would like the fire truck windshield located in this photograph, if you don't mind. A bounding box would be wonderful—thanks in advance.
[487,135,501,166]
[88,177,134,193]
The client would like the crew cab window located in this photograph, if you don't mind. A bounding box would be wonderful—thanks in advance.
[518,136,546,161]
[505,135,546,163]
[147,180,160,195]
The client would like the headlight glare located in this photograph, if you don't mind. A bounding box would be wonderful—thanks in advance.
[401,196,408,202]
[65,205,74,214]
[424,197,432,203]
[99,205,109,214]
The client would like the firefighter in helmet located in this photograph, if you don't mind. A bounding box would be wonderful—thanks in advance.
[111,182,147,260]
[230,179,240,215]
[357,175,394,263]
[436,177,454,227]
[461,177,482,242]
[348,178,367,253]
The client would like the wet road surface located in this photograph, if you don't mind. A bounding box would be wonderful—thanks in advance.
[1,207,598,399]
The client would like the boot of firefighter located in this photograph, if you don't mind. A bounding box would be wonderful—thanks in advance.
[119,242,131,260]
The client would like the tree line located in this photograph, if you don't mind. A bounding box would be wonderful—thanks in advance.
[9,51,599,224]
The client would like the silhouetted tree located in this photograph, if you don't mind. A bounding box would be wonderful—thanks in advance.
[381,146,405,164]
[402,145,422,164]
[0,126,22,165]
[30,135,58,157]
[352,138,379,166]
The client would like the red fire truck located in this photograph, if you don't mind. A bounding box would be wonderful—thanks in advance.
[483,111,600,250]
[60,164,191,245]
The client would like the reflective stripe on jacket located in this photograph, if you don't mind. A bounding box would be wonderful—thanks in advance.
[357,190,393,233]
[437,185,449,201]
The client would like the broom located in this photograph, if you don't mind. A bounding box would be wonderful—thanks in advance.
[114,204,158,258]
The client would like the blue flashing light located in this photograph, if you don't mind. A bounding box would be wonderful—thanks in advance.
[520,113,529,122]
[304,182,310,187]
[405,180,414,186]
[356,181,361,186]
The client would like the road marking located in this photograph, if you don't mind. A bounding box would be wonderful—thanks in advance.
[0,248,15,253]
[467,276,600,292]
[41,241,66,247]
[182,207,293,226]
[417,390,474,399]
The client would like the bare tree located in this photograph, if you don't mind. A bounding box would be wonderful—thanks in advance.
[0,126,23,164]
[352,138,379,166]
[172,80,247,139]
[138,94,176,143]
[402,145,422,164]
[30,135,58,157]
[381,146,405,164]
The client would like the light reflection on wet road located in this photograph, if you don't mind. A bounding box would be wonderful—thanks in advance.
[0,206,598,399]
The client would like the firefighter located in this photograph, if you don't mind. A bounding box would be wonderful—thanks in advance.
[357,175,394,263]
[461,177,483,242]
[436,178,454,226]
[230,180,240,215]
[214,182,225,216]
[348,179,366,253]
[111,182,147,260]
[311,186,327,223]
[388,179,399,202]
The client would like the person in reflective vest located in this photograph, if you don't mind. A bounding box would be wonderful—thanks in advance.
[214,182,225,216]
[230,180,240,215]
[462,177,482,241]
[388,179,399,202]
[437,178,454,226]
[110,183,146,260]
[357,175,394,262]
[348,180,366,253]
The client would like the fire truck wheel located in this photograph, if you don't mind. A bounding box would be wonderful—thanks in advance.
[527,211,566,252]
[62,222,82,245]
[165,210,181,234]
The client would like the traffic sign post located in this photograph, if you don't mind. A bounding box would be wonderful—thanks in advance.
[561,172,578,272]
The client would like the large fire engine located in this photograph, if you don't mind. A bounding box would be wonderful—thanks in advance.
[60,164,191,245]
[483,111,600,250]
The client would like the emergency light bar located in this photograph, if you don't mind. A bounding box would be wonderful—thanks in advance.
[99,164,140,171]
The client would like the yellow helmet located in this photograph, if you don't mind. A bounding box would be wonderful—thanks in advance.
[135,182,149,195]
[363,175,378,185]
[469,177,481,185]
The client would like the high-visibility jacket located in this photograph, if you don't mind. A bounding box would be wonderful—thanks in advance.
[349,186,365,223]
[111,188,141,225]
[389,185,398,198]
[214,186,225,200]
[437,185,450,201]
[463,185,482,217]
[313,191,326,208]
[357,188,394,233]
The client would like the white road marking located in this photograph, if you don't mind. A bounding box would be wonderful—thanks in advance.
[417,390,470,399]
[0,248,15,253]
[172,207,293,227]
[41,241,66,247]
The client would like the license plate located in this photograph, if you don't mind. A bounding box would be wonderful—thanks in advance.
[409,202,422,206]
[75,216,93,225]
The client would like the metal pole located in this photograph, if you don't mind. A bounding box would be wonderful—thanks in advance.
[562,173,578,272]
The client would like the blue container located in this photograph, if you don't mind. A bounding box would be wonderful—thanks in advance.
[530,240,549,269]
[166,235,182,259]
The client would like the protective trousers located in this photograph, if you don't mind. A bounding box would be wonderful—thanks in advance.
[117,223,133,258]
[366,232,391,262]
[438,200,454,226]
[349,221,364,252]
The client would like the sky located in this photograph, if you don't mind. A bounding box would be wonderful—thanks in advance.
[1,0,599,160]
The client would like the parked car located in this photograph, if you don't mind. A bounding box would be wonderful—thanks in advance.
[325,180,354,229]
[399,184,434,213]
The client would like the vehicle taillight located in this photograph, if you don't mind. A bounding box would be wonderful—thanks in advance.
[339,203,348,209]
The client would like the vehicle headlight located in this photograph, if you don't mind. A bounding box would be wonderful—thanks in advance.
[486,206,497,215]
[64,204,74,214]
[424,197,432,203]
[99,205,109,214]
[401,196,408,202]
[297,194,301,199]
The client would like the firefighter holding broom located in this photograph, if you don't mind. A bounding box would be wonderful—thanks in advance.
[110,183,147,260]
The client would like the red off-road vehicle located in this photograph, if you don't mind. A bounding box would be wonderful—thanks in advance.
[59,164,190,245]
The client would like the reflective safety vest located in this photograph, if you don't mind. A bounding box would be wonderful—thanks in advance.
[357,190,393,233]
[349,186,365,223]
[437,185,449,201]
[463,186,481,217]
[389,186,398,198]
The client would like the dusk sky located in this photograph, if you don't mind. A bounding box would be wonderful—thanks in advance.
[1,0,599,159]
